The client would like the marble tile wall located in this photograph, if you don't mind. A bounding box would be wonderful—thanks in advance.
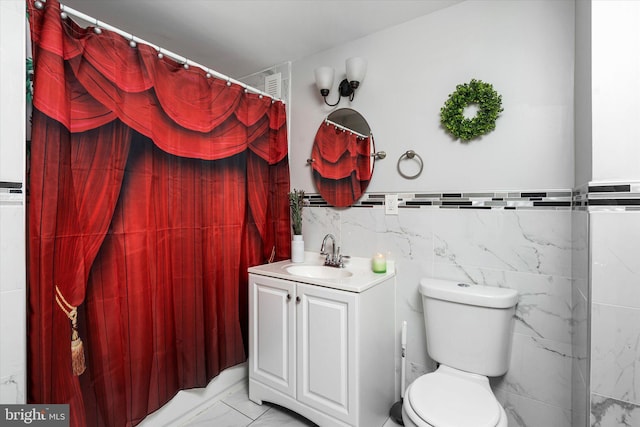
[0,188,26,404]
[301,197,574,427]
[590,211,640,425]
[571,208,589,427]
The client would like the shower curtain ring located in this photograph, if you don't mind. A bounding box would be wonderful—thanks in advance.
[93,19,102,34]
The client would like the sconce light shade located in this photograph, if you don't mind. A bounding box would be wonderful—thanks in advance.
[345,57,367,89]
[314,57,366,106]
[314,66,335,96]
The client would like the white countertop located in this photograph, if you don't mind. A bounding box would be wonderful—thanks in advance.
[248,251,396,293]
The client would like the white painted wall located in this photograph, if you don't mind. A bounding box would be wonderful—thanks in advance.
[592,0,640,182]
[574,0,592,188]
[290,0,575,194]
[0,0,26,405]
[0,1,26,182]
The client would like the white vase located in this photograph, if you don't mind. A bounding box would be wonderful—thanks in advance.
[291,234,304,263]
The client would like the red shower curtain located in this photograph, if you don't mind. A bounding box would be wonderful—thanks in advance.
[27,1,290,426]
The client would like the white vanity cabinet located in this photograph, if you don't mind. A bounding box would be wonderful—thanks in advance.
[248,264,394,427]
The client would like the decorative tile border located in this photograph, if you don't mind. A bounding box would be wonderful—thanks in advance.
[572,185,588,210]
[0,182,24,205]
[0,181,22,193]
[587,182,640,211]
[305,182,640,211]
[305,190,573,210]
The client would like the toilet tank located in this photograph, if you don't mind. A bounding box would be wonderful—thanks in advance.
[420,278,518,377]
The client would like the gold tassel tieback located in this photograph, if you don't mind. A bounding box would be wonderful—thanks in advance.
[55,286,86,376]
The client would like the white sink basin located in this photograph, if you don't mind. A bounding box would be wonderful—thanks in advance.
[285,265,353,280]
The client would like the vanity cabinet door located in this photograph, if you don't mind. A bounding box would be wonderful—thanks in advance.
[296,283,357,425]
[248,274,296,398]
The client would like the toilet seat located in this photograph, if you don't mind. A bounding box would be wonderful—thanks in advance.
[406,367,501,427]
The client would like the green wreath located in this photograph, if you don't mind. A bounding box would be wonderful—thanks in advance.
[440,79,503,141]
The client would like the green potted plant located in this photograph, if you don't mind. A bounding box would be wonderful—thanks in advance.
[288,189,305,262]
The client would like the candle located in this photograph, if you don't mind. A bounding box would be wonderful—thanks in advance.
[372,252,387,273]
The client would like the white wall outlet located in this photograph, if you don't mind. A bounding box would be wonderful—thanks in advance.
[385,194,399,215]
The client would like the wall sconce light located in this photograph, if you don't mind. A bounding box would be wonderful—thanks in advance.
[314,57,367,106]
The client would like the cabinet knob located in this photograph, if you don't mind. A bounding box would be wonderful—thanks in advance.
[296,296,301,303]
[287,294,291,301]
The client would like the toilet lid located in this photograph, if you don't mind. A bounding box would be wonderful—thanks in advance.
[408,372,500,427]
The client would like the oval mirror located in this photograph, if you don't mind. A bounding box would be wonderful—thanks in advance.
[310,108,374,207]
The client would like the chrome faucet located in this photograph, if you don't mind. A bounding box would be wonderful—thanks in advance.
[320,233,349,268]
[320,234,336,260]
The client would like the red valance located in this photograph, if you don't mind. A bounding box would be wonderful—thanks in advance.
[29,0,287,162]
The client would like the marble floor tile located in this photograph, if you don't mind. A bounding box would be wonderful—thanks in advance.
[181,401,252,427]
[180,381,396,426]
[221,384,270,420]
[248,405,317,426]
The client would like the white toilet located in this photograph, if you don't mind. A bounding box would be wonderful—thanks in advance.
[402,278,518,427]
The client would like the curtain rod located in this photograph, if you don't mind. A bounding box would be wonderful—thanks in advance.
[325,119,369,139]
[38,1,282,103]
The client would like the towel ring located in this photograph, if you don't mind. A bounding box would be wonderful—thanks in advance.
[397,150,423,179]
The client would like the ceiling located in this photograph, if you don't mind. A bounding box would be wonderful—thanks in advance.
[60,0,464,78]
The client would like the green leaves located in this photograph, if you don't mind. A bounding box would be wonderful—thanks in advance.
[440,79,503,141]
